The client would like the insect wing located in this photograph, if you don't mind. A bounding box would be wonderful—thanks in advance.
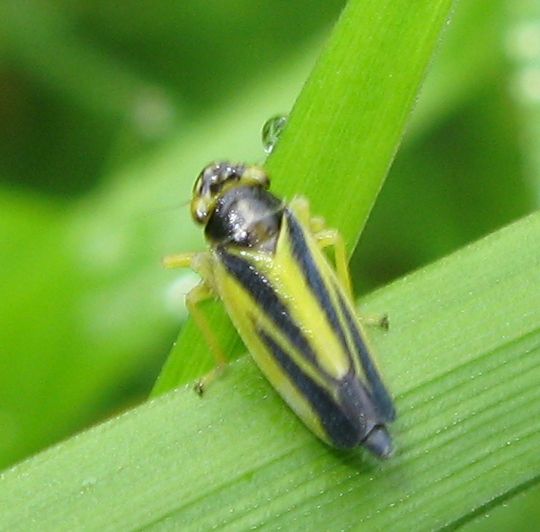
[213,208,394,451]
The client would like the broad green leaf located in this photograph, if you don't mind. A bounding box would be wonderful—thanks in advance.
[153,0,455,395]
[1,211,538,530]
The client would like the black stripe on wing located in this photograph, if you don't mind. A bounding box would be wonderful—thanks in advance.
[217,247,321,370]
[256,326,369,449]
[285,209,395,423]
[285,212,352,359]
[335,290,396,422]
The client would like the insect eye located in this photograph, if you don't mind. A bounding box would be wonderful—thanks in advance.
[209,181,221,194]
[193,177,203,195]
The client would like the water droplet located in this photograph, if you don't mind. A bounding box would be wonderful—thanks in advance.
[262,115,288,154]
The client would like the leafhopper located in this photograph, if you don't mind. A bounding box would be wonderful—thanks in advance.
[165,162,395,458]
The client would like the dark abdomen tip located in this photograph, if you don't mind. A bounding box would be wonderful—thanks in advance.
[363,426,394,459]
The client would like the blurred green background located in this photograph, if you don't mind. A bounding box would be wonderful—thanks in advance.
[0,0,538,483]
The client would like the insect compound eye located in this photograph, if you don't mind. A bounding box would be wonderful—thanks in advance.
[208,176,222,194]
[205,162,245,193]
[193,176,203,195]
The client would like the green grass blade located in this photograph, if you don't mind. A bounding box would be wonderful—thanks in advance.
[152,0,455,395]
[461,480,540,531]
[1,211,538,530]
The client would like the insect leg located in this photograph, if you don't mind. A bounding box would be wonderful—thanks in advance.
[313,228,354,299]
[289,197,388,329]
[163,251,229,393]
[289,196,325,232]
[185,282,230,395]
[162,252,198,269]
[313,230,389,331]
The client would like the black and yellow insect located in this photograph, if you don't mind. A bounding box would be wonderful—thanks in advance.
[165,162,396,458]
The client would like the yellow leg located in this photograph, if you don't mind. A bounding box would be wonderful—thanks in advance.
[186,283,229,395]
[162,252,196,269]
[312,228,389,331]
[289,197,325,232]
[314,228,353,299]
[163,251,228,394]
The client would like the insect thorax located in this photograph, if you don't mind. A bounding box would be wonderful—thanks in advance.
[205,186,284,251]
